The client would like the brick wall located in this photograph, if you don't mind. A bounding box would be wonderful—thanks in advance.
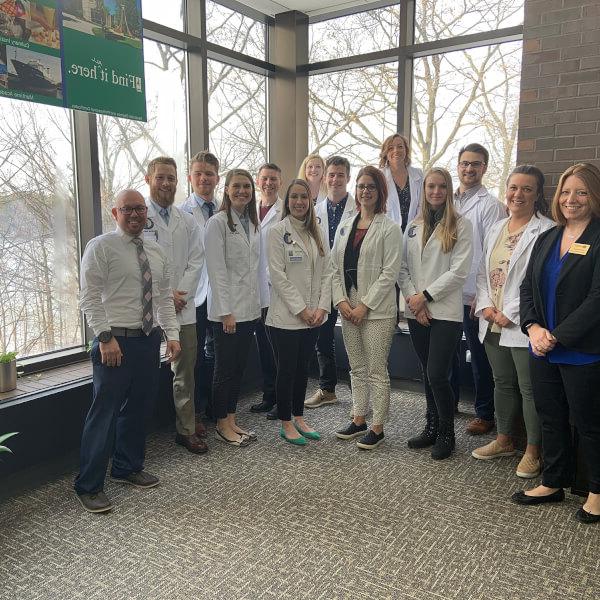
[517,0,600,196]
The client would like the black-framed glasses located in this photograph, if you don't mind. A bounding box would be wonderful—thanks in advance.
[357,184,377,192]
[118,206,148,215]
[458,160,486,168]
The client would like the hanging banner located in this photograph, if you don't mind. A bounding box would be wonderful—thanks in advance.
[0,0,146,121]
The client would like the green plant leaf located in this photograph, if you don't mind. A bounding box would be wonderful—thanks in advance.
[0,432,19,453]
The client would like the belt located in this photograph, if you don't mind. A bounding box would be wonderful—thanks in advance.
[110,327,158,338]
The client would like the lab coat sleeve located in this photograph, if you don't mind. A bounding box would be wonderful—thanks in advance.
[204,217,232,318]
[398,226,417,298]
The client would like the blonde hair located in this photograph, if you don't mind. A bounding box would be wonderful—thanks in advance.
[282,179,326,257]
[298,154,326,197]
[420,167,459,253]
[379,134,411,168]
[551,163,600,226]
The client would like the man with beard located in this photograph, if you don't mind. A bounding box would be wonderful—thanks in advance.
[145,157,207,454]
[76,189,181,513]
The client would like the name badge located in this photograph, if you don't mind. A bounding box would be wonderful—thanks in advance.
[143,229,158,242]
[287,249,304,263]
[569,243,590,256]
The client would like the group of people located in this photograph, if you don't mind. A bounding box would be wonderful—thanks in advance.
[74,136,600,528]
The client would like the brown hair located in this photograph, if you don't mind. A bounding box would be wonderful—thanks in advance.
[147,156,177,176]
[354,165,388,214]
[325,155,351,177]
[420,167,459,253]
[551,163,600,226]
[282,179,326,257]
[220,169,259,233]
[379,133,411,168]
[508,164,548,216]
[189,150,219,173]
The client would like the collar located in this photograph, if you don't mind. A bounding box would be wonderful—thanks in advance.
[150,199,171,216]
[115,226,137,241]
[327,194,348,211]
[455,184,483,203]
[193,193,216,208]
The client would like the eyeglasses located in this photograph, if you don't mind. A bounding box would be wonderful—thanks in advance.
[458,160,486,168]
[118,206,148,215]
[357,184,377,192]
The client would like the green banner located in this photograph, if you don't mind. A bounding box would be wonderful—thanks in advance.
[0,0,146,120]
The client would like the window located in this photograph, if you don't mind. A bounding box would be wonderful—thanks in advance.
[411,41,523,198]
[0,99,81,358]
[309,64,398,182]
[208,60,267,177]
[98,41,188,231]
[142,0,185,32]
[309,5,401,63]
[206,1,266,60]
[415,0,524,43]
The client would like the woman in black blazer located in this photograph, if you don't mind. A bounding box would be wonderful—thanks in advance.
[514,163,600,525]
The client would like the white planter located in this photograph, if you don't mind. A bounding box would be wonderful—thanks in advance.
[0,359,17,393]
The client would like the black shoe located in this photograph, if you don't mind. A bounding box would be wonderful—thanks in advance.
[266,407,278,420]
[407,412,438,449]
[511,488,565,506]
[335,421,368,440]
[575,507,600,524]
[356,430,384,450]
[250,400,274,413]
[431,423,455,460]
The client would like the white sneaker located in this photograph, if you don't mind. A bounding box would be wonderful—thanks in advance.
[304,389,337,408]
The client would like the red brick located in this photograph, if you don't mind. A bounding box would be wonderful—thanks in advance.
[521,89,539,102]
[518,140,536,152]
[523,39,541,53]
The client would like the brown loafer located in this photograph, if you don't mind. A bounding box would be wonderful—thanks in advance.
[466,418,495,435]
[195,419,207,438]
[175,433,208,454]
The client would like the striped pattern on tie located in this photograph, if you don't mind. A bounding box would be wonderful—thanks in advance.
[132,237,154,335]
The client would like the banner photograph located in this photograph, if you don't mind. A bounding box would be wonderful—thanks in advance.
[0,0,145,120]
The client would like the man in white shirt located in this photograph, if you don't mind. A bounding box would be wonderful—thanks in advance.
[453,143,506,435]
[250,163,282,418]
[75,189,181,513]
[145,156,206,455]
[180,151,220,427]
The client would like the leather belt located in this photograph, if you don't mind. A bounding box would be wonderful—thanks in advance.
[110,327,158,338]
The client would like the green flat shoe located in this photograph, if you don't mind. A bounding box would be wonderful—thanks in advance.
[294,422,321,441]
[280,427,307,446]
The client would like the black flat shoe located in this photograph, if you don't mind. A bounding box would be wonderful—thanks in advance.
[511,488,565,506]
[575,507,600,524]
[266,407,278,420]
[250,401,274,413]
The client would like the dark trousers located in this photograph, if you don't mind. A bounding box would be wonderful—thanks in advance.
[315,307,338,392]
[270,326,319,421]
[408,319,462,423]
[212,320,256,419]
[255,307,277,404]
[462,305,495,420]
[74,330,161,495]
[530,357,600,493]
[194,301,215,415]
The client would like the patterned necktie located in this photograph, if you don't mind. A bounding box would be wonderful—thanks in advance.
[206,202,215,219]
[159,207,170,225]
[132,237,154,335]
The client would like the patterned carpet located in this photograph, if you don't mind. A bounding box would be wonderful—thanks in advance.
[1,381,598,600]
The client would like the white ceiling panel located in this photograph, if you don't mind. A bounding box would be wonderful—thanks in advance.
[232,1,392,18]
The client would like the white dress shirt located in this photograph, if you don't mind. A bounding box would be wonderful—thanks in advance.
[80,227,180,341]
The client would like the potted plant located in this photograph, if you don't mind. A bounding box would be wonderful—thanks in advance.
[0,432,18,453]
[0,351,17,393]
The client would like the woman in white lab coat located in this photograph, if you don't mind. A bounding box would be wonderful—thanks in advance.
[266,179,332,445]
[205,169,268,446]
[398,167,473,460]
[297,153,327,205]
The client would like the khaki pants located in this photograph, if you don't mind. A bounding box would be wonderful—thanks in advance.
[171,323,198,436]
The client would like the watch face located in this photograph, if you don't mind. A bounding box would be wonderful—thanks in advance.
[98,331,112,343]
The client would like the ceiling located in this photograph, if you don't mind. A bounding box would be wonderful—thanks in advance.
[233,0,390,18]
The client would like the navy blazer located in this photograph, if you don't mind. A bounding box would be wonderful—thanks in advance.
[520,218,600,354]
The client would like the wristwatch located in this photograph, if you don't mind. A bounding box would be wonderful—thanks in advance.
[98,330,113,343]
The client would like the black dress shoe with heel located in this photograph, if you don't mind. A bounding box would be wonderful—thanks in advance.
[511,488,564,506]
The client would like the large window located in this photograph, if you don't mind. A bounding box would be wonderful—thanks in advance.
[98,41,188,231]
[0,100,81,358]
[309,5,401,62]
[309,64,398,180]
[412,41,522,198]
[141,0,185,32]
[208,60,267,177]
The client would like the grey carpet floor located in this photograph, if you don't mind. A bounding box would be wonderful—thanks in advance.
[1,381,599,600]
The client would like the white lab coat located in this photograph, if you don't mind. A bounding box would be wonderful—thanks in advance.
[204,210,268,323]
[454,186,506,305]
[398,217,474,323]
[179,194,221,308]
[257,196,283,299]
[143,200,203,326]
[331,213,402,320]
[383,165,424,230]
[475,214,556,347]
[315,193,357,248]
[265,216,332,330]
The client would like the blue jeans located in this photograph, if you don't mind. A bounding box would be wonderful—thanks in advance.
[74,330,161,495]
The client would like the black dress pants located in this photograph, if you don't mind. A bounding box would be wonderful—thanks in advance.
[315,307,338,392]
[529,356,600,493]
[255,307,277,404]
